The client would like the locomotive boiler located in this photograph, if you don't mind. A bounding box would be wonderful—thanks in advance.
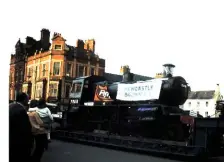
[108,76,189,106]
[108,64,189,106]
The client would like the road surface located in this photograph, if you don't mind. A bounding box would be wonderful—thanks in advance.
[42,140,181,162]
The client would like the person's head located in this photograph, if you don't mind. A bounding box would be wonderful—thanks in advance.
[16,92,29,106]
[38,98,46,108]
[29,100,38,108]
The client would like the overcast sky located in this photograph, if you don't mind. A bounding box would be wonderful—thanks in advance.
[2,0,224,91]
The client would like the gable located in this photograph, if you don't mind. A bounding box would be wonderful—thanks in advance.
[15,39,21,48]
[52,33,66,42]
[53,36,66,41]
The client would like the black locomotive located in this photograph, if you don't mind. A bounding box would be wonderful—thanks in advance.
[53,64,224,158]
[64,64,192,142]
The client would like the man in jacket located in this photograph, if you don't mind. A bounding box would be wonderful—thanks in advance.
[9,92,33,162]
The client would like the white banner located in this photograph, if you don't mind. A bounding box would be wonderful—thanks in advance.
[116,80,163,101]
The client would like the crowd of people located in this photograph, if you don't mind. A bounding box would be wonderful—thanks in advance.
[9,92,54,162]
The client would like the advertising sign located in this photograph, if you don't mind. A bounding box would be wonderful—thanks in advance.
[116,80,163,101]
[94,85,113,102]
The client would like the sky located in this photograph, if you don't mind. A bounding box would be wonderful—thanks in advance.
[2,0,224,91]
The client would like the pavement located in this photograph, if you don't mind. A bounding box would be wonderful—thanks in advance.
[42,140,181,162]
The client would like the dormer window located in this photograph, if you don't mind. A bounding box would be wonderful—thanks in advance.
[54,45,62,50]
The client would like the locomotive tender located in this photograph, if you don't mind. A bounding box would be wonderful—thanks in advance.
[53,64,224,158]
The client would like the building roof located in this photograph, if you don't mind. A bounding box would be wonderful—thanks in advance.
[188,90,215,99]
[104,73,122,82]
[104,73,152,82]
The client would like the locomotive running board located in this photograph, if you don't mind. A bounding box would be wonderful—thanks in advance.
[52,130,206,160]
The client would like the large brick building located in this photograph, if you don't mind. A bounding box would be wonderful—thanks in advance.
[9,29,105,102]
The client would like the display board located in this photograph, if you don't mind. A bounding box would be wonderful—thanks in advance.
[116,79,164,101]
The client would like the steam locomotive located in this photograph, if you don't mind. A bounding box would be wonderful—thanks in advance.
[64,64,192,142]
[53,64,224,158]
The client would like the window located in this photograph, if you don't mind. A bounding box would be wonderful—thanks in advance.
[42,64,46,76]
[205,111,208,117]
[53,62,60,75]
[197,102,200,107]
[49,83,58,97]
[35,84,43,98]
[98,68,104,76]
[77,64,85,77]
[66,63,72,76]
[28,67,33,78]
[71,82,82,93]
[65,84,71,98]
[90,67,95,75]
[54,45,62,50]
[206,101,209,107]
[188,102,191,107]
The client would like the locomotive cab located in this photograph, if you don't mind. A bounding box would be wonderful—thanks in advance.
[68,75,106,111]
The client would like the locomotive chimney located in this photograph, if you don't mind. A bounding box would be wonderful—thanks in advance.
[163,64,175,78]
[121,65,134,82]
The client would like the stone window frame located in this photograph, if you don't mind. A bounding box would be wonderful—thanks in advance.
[27,67,33,78]
[66,62,72,77]
[49,81,59,97]
[35,82,43,99]
[42,63,47,77]
[52,61,61,76]
[76,63,87,77]
[54,44,62,50]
